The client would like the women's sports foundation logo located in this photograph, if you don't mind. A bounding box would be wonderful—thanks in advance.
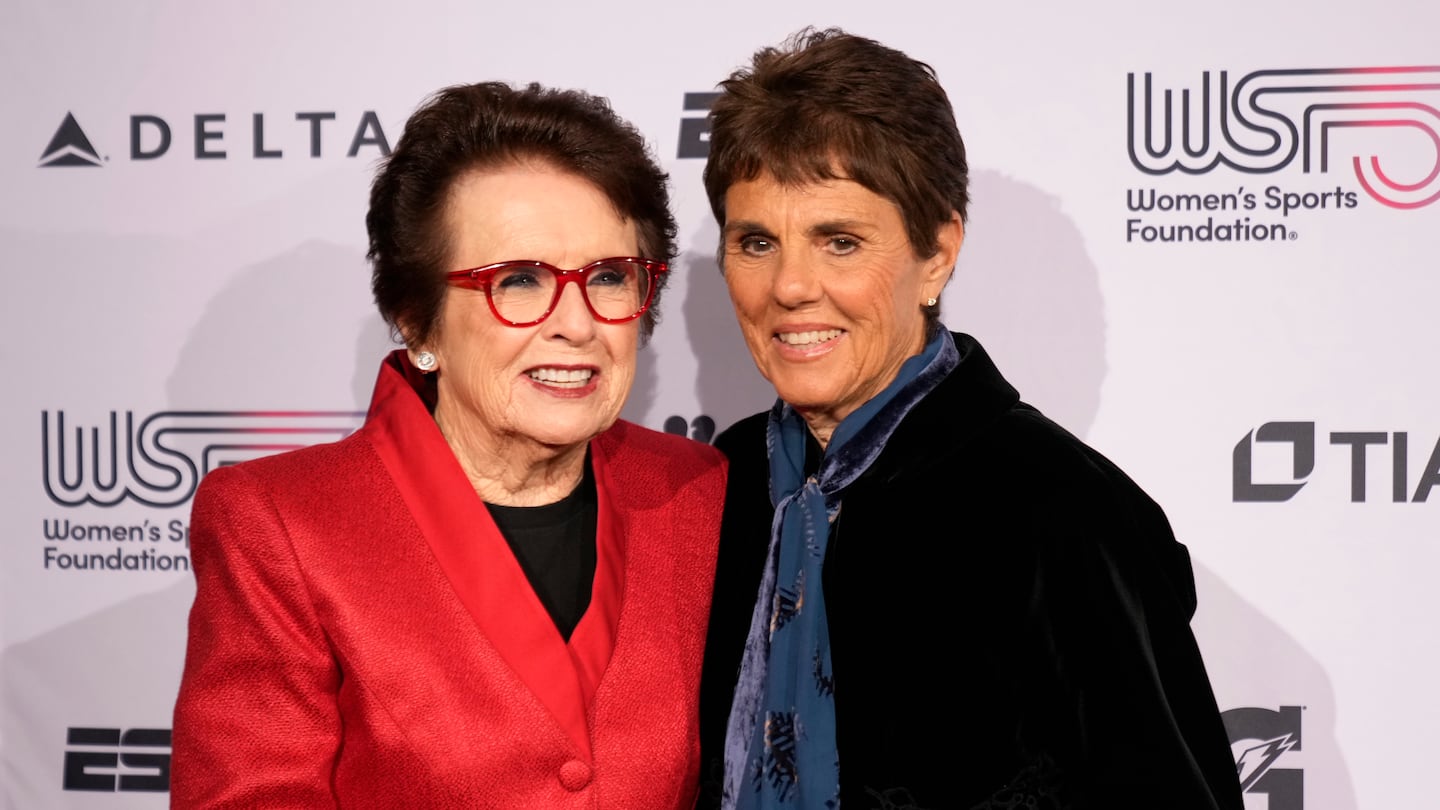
[1128,67,1440,209]
[41,410,365,508]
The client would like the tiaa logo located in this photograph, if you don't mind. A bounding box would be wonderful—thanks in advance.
[1128,67,1440,209]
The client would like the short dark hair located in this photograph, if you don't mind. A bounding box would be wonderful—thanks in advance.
[703,28,969,329]
[368,81,677,346]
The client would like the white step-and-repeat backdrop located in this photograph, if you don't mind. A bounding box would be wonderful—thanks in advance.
[3,2,1436,807]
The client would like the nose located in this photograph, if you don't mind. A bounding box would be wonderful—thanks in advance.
[541,278,598,342]
[770,250,822,309]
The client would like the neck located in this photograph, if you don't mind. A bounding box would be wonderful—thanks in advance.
[798,409,837,451]
[433,400,588,506]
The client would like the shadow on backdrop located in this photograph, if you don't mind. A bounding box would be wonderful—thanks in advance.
[167,240,384,410]
[1193,562,1357,809]
[681,218,783,436]
[948,169,1105,438]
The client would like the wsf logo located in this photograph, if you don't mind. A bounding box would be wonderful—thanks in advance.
[43,410,365,508]
[1129,67,1440,209]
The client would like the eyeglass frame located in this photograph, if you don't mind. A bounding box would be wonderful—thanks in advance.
[444,257,668,328]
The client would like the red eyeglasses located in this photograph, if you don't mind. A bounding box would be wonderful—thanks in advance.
[445,257,667,327]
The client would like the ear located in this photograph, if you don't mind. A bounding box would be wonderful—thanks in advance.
[921,211,964,301]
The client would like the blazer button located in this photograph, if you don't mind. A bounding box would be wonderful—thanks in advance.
[558,759,593,791]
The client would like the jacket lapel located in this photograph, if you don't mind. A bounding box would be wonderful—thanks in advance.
[362,351,600,759]
[566,435,625,708]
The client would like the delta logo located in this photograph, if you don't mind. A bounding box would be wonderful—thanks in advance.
[37,109,392,168]
[38,113,103,166]
[1124,66,1440,243]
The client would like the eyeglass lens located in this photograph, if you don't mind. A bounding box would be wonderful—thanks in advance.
[490,261,652,323]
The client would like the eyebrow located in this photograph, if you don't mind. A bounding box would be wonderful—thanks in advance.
[722,218,871,239]
[807,219,868,237]
[722,219,775,240]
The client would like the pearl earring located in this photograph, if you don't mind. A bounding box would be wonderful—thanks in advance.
[925,297,938,307]
[415,351,437,372]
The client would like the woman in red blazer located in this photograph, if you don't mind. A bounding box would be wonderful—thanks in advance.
[171,82,726,809]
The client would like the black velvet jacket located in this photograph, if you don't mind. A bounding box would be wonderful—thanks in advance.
[697,334,1243,810]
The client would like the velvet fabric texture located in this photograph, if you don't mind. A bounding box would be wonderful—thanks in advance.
[699,333,1244,810]
[725,331,955,809]
[172,351,726,809]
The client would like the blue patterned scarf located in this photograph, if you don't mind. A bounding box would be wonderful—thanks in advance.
[723,330,960,809]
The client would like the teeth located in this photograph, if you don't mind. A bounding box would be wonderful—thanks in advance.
[777,329,842,346]
[529,368,594,385]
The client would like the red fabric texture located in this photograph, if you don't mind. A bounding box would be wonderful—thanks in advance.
[172,352,726,809]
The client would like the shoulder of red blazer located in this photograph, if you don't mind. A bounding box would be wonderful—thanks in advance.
[594,420,728,507]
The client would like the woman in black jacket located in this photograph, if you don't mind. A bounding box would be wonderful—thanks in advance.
[696,28,1244,810]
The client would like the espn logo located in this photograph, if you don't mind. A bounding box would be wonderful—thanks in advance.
[62,727,170,792]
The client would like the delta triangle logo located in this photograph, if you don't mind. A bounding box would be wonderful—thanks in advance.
[39,113,103,167]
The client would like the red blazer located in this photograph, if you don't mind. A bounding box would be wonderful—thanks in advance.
[172,353,726,809]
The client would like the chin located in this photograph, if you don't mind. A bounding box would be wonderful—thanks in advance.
[770,379,842,411]
[522,417,614,450]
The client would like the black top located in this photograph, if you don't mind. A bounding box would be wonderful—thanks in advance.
[698,333,1244,810]
[487,459,597,641]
